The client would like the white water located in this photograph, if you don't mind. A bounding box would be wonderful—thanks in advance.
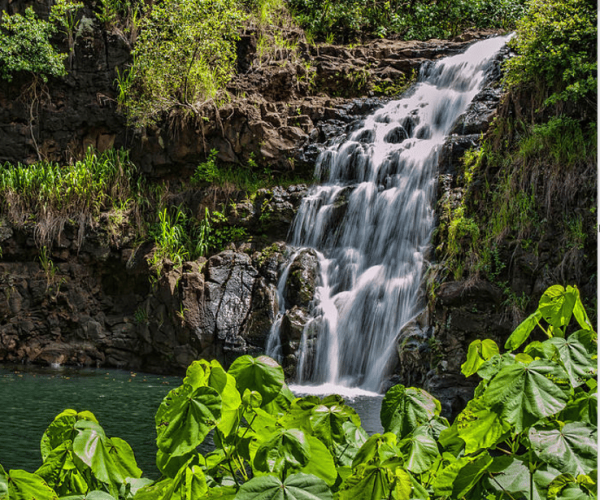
[268,35,512,393]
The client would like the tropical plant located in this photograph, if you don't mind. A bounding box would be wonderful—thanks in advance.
[0,285,595,499]
[505,0,597,107]
[49,0,84,60]
[0,7,67,83]
[120,0,247,126]
[288,0,526,43]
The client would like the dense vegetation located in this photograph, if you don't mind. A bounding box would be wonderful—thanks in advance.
[0,285,596,499]
[434,0,596,317]
[289,0,526,43]
[0,2,596,498]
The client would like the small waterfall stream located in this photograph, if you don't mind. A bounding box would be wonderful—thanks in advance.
[268,35,512,393]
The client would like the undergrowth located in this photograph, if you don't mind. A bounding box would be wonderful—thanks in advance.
[0,148,141,246]
[432,0,596,317]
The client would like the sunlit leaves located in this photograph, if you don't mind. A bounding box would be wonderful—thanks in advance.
[461,338,500,376]
[253,429,311,474]
[35,441,88,496]
[0,7,66,83]
[546,336,597,387]
[229,355,285,406]
[400,426,440,474]
[156,385,222,457]
[380,385,440,439]
[506,0,597,105]
[41,409,98,462]
[529,422,597,476]
[124,0,247,126]
[1,468,58,500]
[505,310,542,351]
[455,398,511,454]
[338,465,411,500]
[483,359,570,432]
[72,421,141,486]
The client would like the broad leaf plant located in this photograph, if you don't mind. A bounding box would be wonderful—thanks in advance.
[0,285,596,499]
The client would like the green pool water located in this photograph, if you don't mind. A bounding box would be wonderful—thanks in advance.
[0,363,181,478]
[0,364,385,481]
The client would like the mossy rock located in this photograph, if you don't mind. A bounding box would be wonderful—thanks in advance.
[284,248,318,308]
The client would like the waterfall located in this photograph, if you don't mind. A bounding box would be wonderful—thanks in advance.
[267,35,512,393]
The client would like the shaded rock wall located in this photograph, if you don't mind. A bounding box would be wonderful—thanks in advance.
[0,186,302,373]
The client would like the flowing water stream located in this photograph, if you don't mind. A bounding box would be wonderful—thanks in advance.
[268,35,512,393]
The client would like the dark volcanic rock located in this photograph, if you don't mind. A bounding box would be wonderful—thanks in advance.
[284,249,319,309]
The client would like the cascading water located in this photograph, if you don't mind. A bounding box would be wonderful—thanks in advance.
[268,35,512,393]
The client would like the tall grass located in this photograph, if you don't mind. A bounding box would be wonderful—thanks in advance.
[0,148,137,219]
[0,148,140,246]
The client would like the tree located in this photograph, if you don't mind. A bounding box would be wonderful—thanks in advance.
[121,0,247,126]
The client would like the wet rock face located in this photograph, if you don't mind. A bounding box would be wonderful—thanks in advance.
[0,213,291,373]
[393,42,513,418]
[284,249,319,309]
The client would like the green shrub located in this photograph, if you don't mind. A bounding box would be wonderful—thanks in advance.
[0,7,67,82]
[518,116,596,168]
[289,0,526,42]
[120,0,247,126]
[0,148,137,221]
[505,0,597,106]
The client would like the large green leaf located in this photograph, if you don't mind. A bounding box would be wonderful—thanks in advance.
[4,469,58,500]
[301,435,337,486]
[352,433,399,468]
[476,353,517,380]
[72,421,141,486]
[156,385,221,456]
[216,373,241,438]
[253,428,311,474]
[432,452,492,498]
[380,385,440,439]
[333,421,368,466]
[485,456,541,500]
[309,404,360,448]
[184,360,240,437]
[228,355,285,406]
[236,473,332,500]
[456,398,511,453]
[461,339,500,377]
[573,291,595,332]
[483,359,570,432]
[538,285,577,335]
[338,465,411,500]
[162,457,208,500]
[400,426,439,474]
[41,409,98,461]
[529,422,597,476]
[546,336,597,387]
[35,440,89,496]
[505,310,543,351]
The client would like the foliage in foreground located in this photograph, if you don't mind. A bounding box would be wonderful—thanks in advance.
[0,284,596,499]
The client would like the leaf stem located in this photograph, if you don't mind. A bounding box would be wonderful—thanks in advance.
[488,472,517,500]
